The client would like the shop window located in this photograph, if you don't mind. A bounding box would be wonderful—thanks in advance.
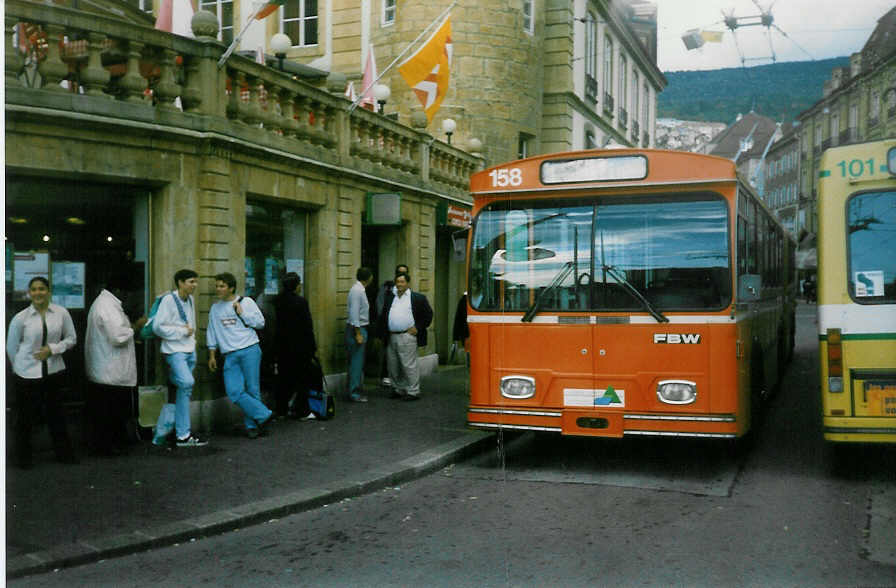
[245,200,308,299]
[5,178,150,394]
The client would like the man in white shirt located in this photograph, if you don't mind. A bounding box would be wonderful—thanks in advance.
[85,275,147,456]
[378,272,433,400]
[345,267,374,402]
[206,272,273,438]
[151,268,207,447]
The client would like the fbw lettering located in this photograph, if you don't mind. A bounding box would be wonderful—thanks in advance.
[653,333,702,344]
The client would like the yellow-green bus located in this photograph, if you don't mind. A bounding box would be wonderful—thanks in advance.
[817,139,896,443]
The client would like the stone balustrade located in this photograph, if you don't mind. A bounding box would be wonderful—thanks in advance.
[5,0,482,194]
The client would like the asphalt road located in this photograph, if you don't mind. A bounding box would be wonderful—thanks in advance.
[11,303,896,587]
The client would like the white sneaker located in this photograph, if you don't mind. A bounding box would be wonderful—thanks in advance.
[176,434,208,447]
[381,377,392,386]
[300,412,317,421]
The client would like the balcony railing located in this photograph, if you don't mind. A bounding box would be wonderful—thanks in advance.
[618,107,627,130]
[4,0,481,193]
[642,131,649,147]
[584,75,597,104]
[631,120,639,142]
[603,92,614,116]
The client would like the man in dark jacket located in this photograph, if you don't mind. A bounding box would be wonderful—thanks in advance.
[377,272,433,400]
[273,272,317,419]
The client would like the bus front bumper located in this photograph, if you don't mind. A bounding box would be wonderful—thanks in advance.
[467,407,739,439]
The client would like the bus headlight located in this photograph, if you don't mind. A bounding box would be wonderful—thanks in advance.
[500,376,536,399]
[657,380,697,404]
[828,376,843,393]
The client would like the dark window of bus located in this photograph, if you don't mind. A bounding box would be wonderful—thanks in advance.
[846,190,896,303]
[592,195,730,310]
[469,203,594,312]
[469,194,730,312]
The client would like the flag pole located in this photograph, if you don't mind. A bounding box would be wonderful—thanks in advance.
[217,2,266,68]
[348,0,457,113]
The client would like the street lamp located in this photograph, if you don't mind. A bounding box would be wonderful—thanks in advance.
[373,83,391,114]
[270,33,292,71]
[442,118,456,145]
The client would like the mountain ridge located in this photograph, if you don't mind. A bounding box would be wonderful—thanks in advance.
[658,57,851,125]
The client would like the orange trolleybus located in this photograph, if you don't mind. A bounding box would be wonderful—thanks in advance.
[466,149,796,439]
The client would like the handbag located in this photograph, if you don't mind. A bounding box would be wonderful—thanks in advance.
[307,357,335,420]
[138,384,168,428]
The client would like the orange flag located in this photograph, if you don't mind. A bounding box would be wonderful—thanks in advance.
[398,17,452,122]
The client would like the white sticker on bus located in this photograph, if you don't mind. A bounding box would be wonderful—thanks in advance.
[855,270,884,297]
[564,387,625,407]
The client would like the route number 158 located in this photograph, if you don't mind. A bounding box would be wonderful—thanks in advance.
[489,167,523,187]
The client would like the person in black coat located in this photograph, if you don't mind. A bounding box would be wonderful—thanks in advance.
[377,272,433,400]
[273,272,317,419]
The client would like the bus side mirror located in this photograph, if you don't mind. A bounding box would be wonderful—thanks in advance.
[738,274,761,302]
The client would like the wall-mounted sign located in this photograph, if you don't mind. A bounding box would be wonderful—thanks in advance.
[51,261,86,309]
[446,204,471,228]
[365,193,402,225]
[437,202,472,228]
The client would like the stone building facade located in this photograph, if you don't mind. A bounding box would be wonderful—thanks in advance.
[192,0,665,166]
[790,6,896,242]
[5,0,480,431]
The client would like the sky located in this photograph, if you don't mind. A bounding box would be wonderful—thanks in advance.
[656,0,894,72]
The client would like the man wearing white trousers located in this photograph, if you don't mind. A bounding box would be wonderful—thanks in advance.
[378,272,433,401]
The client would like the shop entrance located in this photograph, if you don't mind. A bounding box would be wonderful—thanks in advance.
[5,176,150,407]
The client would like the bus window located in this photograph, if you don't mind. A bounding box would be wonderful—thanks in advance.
[592,195,730,310]
[470,203,593,312]
[847,190,896,303]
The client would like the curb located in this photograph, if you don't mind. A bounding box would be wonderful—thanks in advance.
[6,430,494,579]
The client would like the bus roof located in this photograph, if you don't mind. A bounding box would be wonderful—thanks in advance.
[470,148,739,195]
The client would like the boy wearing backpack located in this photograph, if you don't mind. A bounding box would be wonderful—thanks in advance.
[151,268,207,447]
[206,272,273,438]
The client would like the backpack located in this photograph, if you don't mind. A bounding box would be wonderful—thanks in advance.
[140,292,188,340]
[236,296,265,343]
[139,294,166,340]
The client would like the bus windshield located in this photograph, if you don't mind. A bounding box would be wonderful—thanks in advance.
[847,190,896,303]
[470,193,731,312]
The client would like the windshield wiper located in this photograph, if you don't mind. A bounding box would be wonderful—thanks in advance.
[602,264,669,323]
[522,261,575,322]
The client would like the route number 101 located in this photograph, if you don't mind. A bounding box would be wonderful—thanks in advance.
[836,158,877,178]
[489,167,523,187]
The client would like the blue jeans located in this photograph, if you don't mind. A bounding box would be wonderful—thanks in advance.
[154,351,196,443]
[345,324,367,397]
[222,344,271,430]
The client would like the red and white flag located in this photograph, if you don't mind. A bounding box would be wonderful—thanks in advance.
[360,44,377,111]
[345,81,357,102]
[155,0,195,37]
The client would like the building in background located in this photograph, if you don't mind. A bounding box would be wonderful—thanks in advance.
[762,5,896,273]
[707,111,781,187]
[761,123,800,238]
[185,0,665,165]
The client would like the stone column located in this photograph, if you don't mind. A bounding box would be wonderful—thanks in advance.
[196,143,236,430]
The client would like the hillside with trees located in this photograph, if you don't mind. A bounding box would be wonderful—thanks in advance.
[658,57,850,125]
